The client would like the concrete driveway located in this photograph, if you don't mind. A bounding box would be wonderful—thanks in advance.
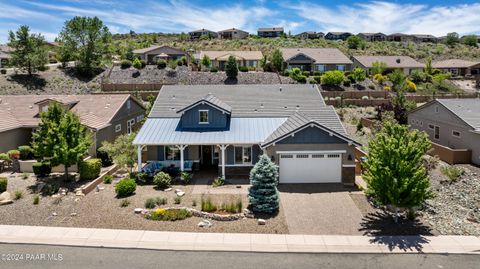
[278,184,364,235]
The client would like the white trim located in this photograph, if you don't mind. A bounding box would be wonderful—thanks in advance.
[276,150,347,154]
[198,109,209,124]
[342,164,356,167]
[234,145,253,165]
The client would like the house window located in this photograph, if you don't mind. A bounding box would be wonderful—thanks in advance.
[199,110,209,124]
[435,106,439,113]
[336,65,345,71]
[428,124,434,130]
[420,121,423,127]
[127,100,131,110]
[165,146,180,160]
[234,146,252,164]
[452,130,461,138]
[127,118,135,134]
[136,114,144,123]
[315,64,325,73]
[115,124,121,133]
[434,126,440,140]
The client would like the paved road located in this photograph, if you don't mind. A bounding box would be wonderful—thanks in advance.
[0,243,478,269]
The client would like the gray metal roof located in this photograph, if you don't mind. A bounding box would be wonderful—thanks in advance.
[177,93,232,114]
[437,99,480,130]
[133,117,287,145]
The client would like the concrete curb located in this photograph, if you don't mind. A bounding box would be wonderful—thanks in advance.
[0,225,479,254]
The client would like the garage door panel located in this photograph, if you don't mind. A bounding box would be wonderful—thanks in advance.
[279,153,341,183]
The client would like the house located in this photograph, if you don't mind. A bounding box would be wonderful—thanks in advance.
[408,99,480,165]
[281,48,352,72]
[195,51,263,70]
[257,27,284,38]
[0,45,13,68]
[387,33,414,42]
[0,94,145,155]
[133,45,188,64]
[324,32,352,41]
[189,29,218,40]
[432,59,480,76]
[357,33,386,42]
[411,34,438,43]
[218,28,249,39]
[351,56,424,75]
[133,84,359,184]
[295,31,324,39]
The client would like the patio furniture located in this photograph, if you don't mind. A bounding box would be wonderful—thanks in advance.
[142,161,163,177]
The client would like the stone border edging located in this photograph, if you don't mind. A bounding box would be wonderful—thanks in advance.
[82,164,118,195]
[146,206,252,221]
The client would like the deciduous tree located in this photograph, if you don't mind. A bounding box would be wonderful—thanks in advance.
[99,133,137,172]
[270,49,284,72]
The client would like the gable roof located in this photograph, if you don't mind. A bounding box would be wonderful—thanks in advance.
[189,28,216,33]
[432,59,479,69]
[352,56,424,68]
[218,28,248,33]
[327,32,351,35]
[133,45,186,55]
[177,93,232,114]
[197,51,263,61]
[258,27,284,32]
[437,99,480,130]
[0,94,144,132]
[280,48,352,64]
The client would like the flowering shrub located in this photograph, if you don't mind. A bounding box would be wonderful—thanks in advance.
[406,80,417,92]
[147,208,192,221]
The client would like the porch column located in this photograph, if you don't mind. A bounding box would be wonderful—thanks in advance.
[177,145,187,171]
[137,145,142,172]
[218,145,228,179]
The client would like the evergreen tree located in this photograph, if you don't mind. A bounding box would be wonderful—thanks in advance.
[32,103,91,180]
[445,32,459,47]
[225,55,238,79]
[270,49,284,72]
[248,155,279,213]
[201,55,211,70]
[363,121,432,222]
[463,35,478,47]
[8,25,47,76]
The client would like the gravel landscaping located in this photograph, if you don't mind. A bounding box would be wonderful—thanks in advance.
[0,171,288,234]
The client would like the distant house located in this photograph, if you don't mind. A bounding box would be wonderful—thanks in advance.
[387,33,414,42]
[408,99,480,165]
[460,35,480,43]
[357,33,386,42]
[295,31,324,39]
[0,45,13,68]
[195,51,263,70]
[218,28,249,39]
[281,48,352,72]
[133,45,188,64]
[189,29,218,40]
[411,34,438,43]
[324,32,352,41]
[351,55,424,75]
[0,95,145,155]
[257,27,284,38]
[432,59,480,76]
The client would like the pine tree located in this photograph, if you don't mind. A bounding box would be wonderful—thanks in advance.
[248,154,279,213]
[32,102,91,180]
[225,55,238,79]
[363,121,432,222]
[8,25,47,76]
[270,49,284,72]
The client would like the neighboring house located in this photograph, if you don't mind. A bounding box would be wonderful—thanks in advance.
[432,59,480,76]
[0,45,13,68]
[0,95,145,155]
[218,28,249,39]
[411,34,438,43]
[134,84,359,184]
[408,99,480,165]
[387,33,414,42]
[281,48,352,72]
[324,32,352,41]
[257,27,284,38]
[133,45,188,64]
[195,51,263,70]
[189,29,218,40]
[357,32,386,42]
[295,31,324,39]
[351,55,424,75]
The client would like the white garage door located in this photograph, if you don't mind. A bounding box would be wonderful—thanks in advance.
[279,152,342,183]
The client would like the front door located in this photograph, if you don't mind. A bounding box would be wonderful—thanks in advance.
[201,145,213,166]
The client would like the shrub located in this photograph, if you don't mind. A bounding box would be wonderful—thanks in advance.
[176,59,183,66]
[7,150,20,160]
[0,153,9,161]
[211,176,225,187]
[383,86,391,91]
[351,68,366,82]
[210,67,218,72]
[174,196,181,204]
[147,208,192,221]
[21,173,29,180]
[42,183,59,195]
[168,60,177,69]
[96,148,113,167]
[221,199,242,213]
[371,61,387,75]
[155,196,167,205]
[120,60,132,69]
[356,120,363,132]
[14,190,23,200]
[18,145,34,160]
[32,161,51,177]
[145,197,157,209]
[115,178,136,197]
[225,55,238,79]
[180,171,192,184]
[133,58,142,69]
[153,172,172,190]
[140,59,146,68]
[313,75,321,84]
[373,73,387,84]
[79,158,102,181]
[343,79,351,87]
[406,80,417,92]
[440,165,464,182]
[0,177,7,193]
[157,60,167,69]
[120,199,130,207]
[201,197,217,212]
[103,175,113,184]
[302,71,310,77]
[33,195,40,205]
[347,35,364,49]
[368,84,375,89]
[239,66,248,72]
[410,70,426,83]
[289,68,307,83]
[313,71,321,76]
[320,71,345,86]
[0,69,6,75]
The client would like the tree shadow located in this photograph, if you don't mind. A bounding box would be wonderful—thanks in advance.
[8,74,46,91]
[320,85,344,91]
[224,77,238,85]
[60,67,103,82]
[359,210,434,252]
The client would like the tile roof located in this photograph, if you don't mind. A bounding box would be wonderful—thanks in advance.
[352,56,424,68]
[432,59,479,69]
[0,94,138,132]
[132,45,186,55]
[437,99,480,130]
[197,51,263,61]
[281,48,352,64]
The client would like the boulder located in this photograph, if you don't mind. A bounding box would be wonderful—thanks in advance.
[174,189,182,193]
[258,219,266,225]
[0,192,13,206]
[70,213,77,217]
[176,191,185,197]
[198,219,212,228]
[164,188,172,192]
[52,212,57,216]
[134,208,143,214]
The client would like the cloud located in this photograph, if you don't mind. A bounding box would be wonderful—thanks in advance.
[288,1,480,36]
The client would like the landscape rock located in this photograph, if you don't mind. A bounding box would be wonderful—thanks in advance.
[75,191,85,196]
[58,188,68,196]
[0,192,13,206]
[134,208,143,214]
[174,189,182,193]
[164,188,172,192]
[36,183,46,193]
[52,212,57,216]
[70,213,77,217]
[176,191,185,197]
[258,219,266,225]
[197,219,212,228]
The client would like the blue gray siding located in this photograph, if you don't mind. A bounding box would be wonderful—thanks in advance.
[225,145,261,165]
[180,103,229,130]
[277,127,346,144]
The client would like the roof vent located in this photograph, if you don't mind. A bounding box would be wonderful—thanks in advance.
[396,58,401,64]
[296,105,300,109]
[172,95,176,99]
[284,106,288,109]
[260,103,264,108]
[254,109,258,112]
[279,87,282,92]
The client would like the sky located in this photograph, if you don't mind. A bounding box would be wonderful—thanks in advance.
[1,0,480,43]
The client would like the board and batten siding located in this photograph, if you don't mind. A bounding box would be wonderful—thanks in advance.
[180,103,229,130]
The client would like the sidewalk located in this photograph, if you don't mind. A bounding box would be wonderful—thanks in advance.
[0,225,479,254]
